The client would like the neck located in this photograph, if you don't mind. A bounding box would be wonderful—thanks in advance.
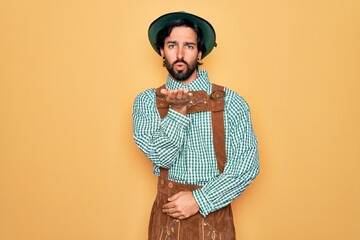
[170,70,198,85]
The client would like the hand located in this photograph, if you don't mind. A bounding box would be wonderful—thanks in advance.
[160,89,193,115]
[162,191,200,220]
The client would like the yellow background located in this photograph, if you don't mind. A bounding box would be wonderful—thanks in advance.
[1,0,359,239]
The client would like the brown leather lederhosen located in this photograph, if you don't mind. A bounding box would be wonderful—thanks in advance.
[148,84,236,240]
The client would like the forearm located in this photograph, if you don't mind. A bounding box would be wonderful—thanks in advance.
[193,157,259,217]
[133,108,190,168]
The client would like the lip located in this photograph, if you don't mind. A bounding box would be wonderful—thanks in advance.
[174,63,186,71]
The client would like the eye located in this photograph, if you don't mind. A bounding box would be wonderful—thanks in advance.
[168,44,175,49]
[186,45,195,50]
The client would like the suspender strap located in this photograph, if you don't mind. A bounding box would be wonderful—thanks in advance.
[210,84,226,173]
[155,84,226,173]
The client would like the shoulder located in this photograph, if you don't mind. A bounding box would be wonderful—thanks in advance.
[222,86,250,113]
[220,86,253,128]
[133,88,159,115]
[134,88,156,105]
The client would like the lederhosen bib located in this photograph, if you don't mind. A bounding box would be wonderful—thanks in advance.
[148,84,236,240]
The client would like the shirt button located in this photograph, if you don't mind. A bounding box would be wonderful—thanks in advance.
[168,182,173,188]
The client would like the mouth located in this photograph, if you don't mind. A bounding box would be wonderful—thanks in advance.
[174,62,186,71]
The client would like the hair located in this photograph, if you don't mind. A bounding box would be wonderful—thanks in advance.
[155,18,206,60]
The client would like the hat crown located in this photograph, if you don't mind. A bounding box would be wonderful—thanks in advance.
[148,12,217,58]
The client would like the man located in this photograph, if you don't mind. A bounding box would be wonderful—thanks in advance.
[133,11,259,239]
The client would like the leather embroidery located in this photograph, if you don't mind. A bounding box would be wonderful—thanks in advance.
[161,219,180,240]
[204,221,222,240]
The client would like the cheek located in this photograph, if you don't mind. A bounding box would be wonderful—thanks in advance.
[185,51,199,59]
[164,56,175,64]
[185,54,199,63]
[166,53,181,62]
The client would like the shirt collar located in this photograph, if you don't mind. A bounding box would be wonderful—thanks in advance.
[165,70,211,92]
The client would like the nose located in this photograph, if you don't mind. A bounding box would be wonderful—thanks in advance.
[176,46,184,59]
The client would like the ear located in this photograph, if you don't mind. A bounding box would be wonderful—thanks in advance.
[160,48,165,58]
[197,52,202,61]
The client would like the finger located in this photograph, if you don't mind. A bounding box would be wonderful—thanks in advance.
[167,91,176,100]
[168,191,182,201]
[160,89,168,95]
[162,207,175,214]
[181,90,190,100]
[176,90,184,100]
[170,212,183,219]
[163,201,175,209]
[180,90,191,100]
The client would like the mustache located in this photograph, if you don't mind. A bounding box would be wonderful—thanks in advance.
[173,58,187,65]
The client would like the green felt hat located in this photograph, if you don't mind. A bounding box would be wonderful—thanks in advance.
[148,11,217,58]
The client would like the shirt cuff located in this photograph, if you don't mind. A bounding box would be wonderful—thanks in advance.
[193,188,213,217]
[165,108,190,128]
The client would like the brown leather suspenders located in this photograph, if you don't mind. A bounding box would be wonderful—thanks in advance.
[155,84,226,173]
[210,84,226,173]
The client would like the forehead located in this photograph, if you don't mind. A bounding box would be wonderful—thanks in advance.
[166,26,197,43]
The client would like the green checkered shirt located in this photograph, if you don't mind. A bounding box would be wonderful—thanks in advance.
[132,70,259,217]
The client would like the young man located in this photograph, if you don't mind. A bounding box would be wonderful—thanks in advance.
[133,12,259,239]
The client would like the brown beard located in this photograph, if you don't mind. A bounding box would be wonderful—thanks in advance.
[164,57,198,81]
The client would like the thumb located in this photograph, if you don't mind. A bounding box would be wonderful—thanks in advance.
[160,89,168,95]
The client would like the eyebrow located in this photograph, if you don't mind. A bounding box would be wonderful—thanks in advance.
[165,41,196,45]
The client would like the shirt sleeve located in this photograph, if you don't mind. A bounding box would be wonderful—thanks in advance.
[193,91,259,217]
[132,89,191,170]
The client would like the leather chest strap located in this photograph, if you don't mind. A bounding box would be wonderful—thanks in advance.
[155,84,226,173]
[210,84,226,173]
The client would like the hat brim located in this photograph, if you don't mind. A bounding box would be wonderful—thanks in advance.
[148,12,216,58]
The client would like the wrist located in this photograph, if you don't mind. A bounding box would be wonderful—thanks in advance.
[170,105,187,115]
